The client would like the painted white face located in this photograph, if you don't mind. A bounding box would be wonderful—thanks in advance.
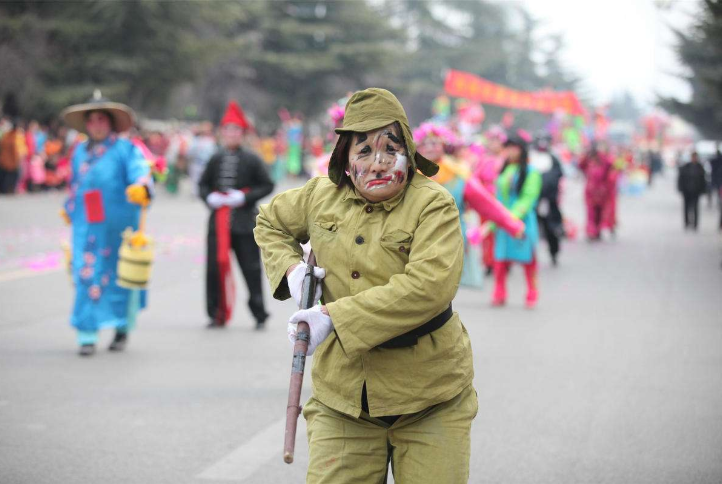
[348,124,409,203]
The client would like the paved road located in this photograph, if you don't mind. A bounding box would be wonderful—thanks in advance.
[1,174,720,483]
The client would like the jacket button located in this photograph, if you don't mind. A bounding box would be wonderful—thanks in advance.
[355,236,364,245]
[365,206,373,213]
[351,271,360,279]
[399,246,406,253]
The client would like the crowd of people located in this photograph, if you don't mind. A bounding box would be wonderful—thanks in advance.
[0,118,76,193]
[0,112,322,198]
[3,89,720,353]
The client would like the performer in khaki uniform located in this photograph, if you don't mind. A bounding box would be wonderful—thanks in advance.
[255,88,476,483]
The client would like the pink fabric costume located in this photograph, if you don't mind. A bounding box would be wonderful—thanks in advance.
[579,151,613,239]
[463,176,524,236]
[470,148,505,268]
[602,167,620,232]
[602,155,628,232]
[474,127,507,269]
[472,147,503,193]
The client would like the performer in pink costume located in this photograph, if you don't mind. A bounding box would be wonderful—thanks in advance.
[579,143,614,240]
[474,126,507,191]
[415,123,523,289]
[602,149,628,235]
[473,126,507,273]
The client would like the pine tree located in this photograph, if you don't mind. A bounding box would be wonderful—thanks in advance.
[661,0,722,138]
[0,0,205,120]
[260,0,403,117]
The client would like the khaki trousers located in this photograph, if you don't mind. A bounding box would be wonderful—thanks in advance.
[303,385,478,484]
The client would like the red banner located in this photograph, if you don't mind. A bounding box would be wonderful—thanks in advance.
[444,69,585,116]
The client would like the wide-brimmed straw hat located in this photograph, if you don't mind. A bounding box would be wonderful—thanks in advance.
[328,88,439,185]
[61,90,136,133]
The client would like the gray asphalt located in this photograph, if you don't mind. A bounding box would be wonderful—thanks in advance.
[0,173,720,484]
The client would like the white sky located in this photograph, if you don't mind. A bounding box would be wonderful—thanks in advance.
[518,0,699,107]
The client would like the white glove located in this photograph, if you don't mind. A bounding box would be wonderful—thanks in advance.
[226,189,246,208]
[206,192,227,209]
[287,261,326,307]
[288,306,334,356]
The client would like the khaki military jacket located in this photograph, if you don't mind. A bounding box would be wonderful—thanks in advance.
[254,175,474,417]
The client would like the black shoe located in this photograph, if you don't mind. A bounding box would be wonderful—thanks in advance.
[255,313,269,331]
[108,331,128,352]
[78,344,96,357]
[551,254,558,267]
[206,319,225,329]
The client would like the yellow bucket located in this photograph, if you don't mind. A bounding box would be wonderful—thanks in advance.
[117,227,154,289]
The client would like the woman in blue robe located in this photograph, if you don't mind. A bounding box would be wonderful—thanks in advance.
[60,93,152,356]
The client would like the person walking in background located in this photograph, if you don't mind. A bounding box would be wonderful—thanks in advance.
[25,121,47,192]
[42,125,69,190]
[603,147,630,237]
[163,126,188,195]
[677,151,707,231]
[492,131,542,308]
[199,101,274,329]
[0,119,25,194]
[16,120,35,193]
[476,126,507,274]
[579,142,613,241]
[709,144,722,230]
[647,150,663,187]
[530,132,564,266]
[59,92,152,357]
[188,122,217,196]
[284,115,304,177]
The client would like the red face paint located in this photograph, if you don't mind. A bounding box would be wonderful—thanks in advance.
[366,175,393,188]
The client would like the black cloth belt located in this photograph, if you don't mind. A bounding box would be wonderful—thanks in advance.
[377,304,453,349]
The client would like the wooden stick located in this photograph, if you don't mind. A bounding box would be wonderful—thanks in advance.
[283,252,318,464]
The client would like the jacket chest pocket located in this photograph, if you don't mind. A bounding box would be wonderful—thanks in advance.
[378,229,412,271]
[309,220,341,268]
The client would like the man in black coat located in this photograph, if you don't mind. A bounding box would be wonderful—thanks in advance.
[677,151,707,231]
[531,133,564,265]
[199,102,274,328]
